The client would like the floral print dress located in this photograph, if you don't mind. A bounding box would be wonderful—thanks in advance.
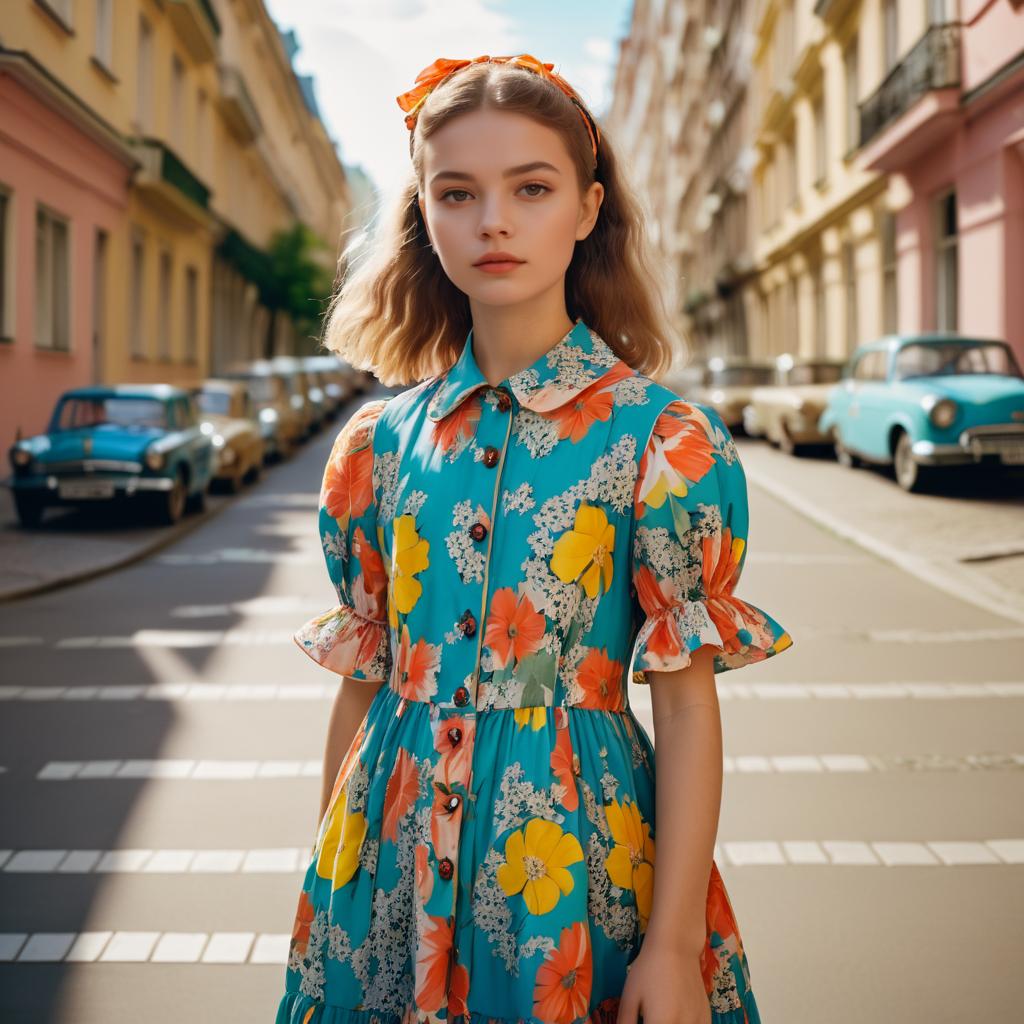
[276,317,794,1024]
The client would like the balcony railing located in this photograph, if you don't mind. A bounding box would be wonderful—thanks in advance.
[859,23,961,147]
[130,138,210,211]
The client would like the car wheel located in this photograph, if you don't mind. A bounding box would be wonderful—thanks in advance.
[14,493,45,528]
[227,465,246,494]
[833,431,860,469]
[893,431,933,493]
[157,470,188,525]
[186,482,208,513]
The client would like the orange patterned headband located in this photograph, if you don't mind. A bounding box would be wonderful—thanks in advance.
[395,54,601,160]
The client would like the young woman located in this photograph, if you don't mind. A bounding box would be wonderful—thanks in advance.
[276,54,793,1024]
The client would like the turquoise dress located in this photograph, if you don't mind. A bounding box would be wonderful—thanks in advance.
[276,317,794,1024]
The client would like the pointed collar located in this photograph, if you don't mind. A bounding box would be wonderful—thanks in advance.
[426,317,625,421]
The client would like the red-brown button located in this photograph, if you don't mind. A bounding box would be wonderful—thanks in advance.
[445,794,461,812]
[447,726,463,745]
[453,686,469,706]
[495,389,512,412]
[460,610,476,637]
[470,522,488,541]
[482,445,499,467]
[438,856,454,880]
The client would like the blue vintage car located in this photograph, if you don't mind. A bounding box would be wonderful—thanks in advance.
[818,333,1024,492]
[5,384,215,527]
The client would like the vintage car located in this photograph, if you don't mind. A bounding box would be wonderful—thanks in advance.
[192,379,266,492]
[271,355,321,436]
[743,354,847,455]
[5,384,214,527]
[664,356,776,433]
[818,333,1024,492]
[220,364,305,461]
[301,355,347,419]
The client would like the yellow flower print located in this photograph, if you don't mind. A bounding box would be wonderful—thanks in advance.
[604,796,656,932]
[315,788,367,892]
[390,514,430,623]
[513,706,547,731]
[497,818,584,915]
[550,502,614,599]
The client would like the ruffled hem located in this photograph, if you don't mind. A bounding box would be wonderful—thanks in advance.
[293,602,392,682]
[632,597,793,678]
[276,989,759,1024]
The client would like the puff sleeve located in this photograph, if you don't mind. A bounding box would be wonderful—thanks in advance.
[292,398,393,683]
[630,399,794,677]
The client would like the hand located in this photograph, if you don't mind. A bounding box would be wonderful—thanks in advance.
[616,944,710,1024]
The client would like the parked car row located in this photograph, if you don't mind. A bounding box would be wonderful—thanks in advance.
[664,332,1024,493]
[4,354,374,528]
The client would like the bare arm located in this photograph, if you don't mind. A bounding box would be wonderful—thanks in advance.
[318,677,385,824]
[643,643,723,957]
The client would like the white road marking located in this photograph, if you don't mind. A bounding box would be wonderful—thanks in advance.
[157,548,318,565]
[722,753,1024,772]
[36,759,323,780]
[717,839,1024,866]
[1,847,307,873]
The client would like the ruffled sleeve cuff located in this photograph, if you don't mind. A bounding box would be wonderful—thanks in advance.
[293,603,392,682]
[632,596,794,678]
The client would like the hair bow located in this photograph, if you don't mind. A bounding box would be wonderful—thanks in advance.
[395,54,601,159]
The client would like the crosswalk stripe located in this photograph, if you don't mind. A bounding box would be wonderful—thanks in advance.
[0,931,290,963]
[0,848,309,873]
[36,759,324,780]
[719,839,1024,866]
[1,681,1022,702]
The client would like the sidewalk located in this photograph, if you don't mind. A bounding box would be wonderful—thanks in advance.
[0,482,234,604]
[738,437,1024,624]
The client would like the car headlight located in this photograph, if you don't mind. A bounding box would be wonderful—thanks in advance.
[259,407,278,424]
[200,421,215,435]
[145,449,166,472]
[211,434,225,448]
[11,447,32,467]
[925,396,958,429]
[290,395,303,409]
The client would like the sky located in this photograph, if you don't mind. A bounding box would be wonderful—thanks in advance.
[262,0,634,215]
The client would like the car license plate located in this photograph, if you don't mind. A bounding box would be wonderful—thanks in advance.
[1000,444,1024,465]
[59,479,115,499]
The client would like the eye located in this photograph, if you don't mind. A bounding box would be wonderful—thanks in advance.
[440,188,472,203]
[520,182,549,197]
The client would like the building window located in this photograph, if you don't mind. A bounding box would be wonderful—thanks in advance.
[136,15,153,133]
[185,266,198,363]
[882,210,898,334]
[197,89,209,178]
[130,229,145,357]
[814,263,826,357]
[935,189,958,331]
[788,276,799,352]
[158,248,172,361]
[0,189,10,340]
[171,53,185,151]
[882,0,899,75]
[94,0,113,68]
[843,38,859,154]
[35,205,70,351]
[843,238,858,349]
[813,92,827,187]
[785,123,798,207]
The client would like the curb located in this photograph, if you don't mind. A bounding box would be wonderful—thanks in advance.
[743,464,1024,626]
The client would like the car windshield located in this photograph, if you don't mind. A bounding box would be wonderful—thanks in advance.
[893,342,1023,380]
[197,391,232,415]
[53,397,168,431]
[708,367,775,386]
[787,364,845,385]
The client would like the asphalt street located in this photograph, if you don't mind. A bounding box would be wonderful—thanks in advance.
[1,391,1021,1022]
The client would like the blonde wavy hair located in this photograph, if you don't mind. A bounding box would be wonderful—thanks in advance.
[320,59,685,386]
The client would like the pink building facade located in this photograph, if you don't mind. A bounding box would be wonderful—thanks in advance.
[860,0,1024,368]
[0,54,135,446]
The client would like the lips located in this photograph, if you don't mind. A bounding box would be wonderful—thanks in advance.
[474,253,524,266]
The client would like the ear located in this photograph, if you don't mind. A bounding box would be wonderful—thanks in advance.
[576,181,605,242]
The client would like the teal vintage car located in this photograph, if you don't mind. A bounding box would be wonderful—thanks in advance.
[5,384,215,527]
[818,333,1024,492]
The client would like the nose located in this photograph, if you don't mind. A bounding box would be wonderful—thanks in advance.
[477,194,513,240]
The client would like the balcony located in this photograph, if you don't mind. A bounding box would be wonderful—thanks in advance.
[167,0,221,64]
[129,138,212,228]
[218,64,263,143]
[858,23,961,171]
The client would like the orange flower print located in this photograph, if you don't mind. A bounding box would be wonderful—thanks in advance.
[433,390,481,455]
[432,713,473,783]
[548,361,632,443]
[322,406,378,526]
[352,525,388,621]
[550,722,579,812]
[382,748,419,844]
[290,889,315,958]
[532,921,593,1024]
[634,399,717,519]
[396,622,440,701]
[483,587,546,669]
[414,913,454,1012]
[448,958,470,1016]
[576,648,623,711]
[431,783,463,864]
[415,843,434,904]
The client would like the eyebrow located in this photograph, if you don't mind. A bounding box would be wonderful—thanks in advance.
[429,161,562,185]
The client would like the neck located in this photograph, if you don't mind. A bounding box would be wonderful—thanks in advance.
[468,286,576,387]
